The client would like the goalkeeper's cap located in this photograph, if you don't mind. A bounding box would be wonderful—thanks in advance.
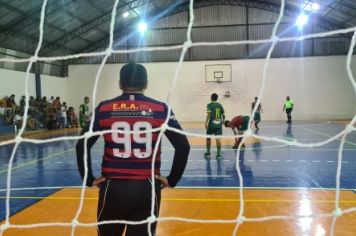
[120,63,147,89]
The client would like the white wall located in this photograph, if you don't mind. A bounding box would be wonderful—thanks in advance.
[0,68,68,104]
[41,75,68,103]
[68,55,356,121]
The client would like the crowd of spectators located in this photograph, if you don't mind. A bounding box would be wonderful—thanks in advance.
[0,94,80,131]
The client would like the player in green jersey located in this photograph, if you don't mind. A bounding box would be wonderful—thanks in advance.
[205,93,225,159]
[79,96,90,128]
[251,97,262,130]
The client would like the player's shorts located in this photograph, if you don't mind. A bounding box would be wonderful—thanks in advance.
[285,108,292,114]
[98,179,161,236]
[207,126,222,135]
[253,112,261,122]
[240,116,250,131]
[79,118,85,128]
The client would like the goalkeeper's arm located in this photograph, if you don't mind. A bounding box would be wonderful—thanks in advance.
[76,124,100,187]
[163,129,190,187]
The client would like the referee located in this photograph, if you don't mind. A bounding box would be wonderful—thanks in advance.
[283,96,294,123]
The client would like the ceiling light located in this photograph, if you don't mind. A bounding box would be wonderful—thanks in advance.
[138,22,147,33]
[311,2,320,11]
[304,1,320,12]
[296,13,308,29]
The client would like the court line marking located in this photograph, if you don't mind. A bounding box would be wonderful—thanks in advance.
[1,154,354,178]
[296,125,356,146]
[0,186,79,192]
[176,186,356,190]
[0,186,355,192]
[1,196,356,204]
[0,148,74,174]
[183,175,231,178]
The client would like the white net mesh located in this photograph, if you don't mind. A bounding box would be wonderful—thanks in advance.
[0,0,356,235]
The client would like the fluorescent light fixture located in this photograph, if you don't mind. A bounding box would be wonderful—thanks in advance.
[123,11,129,18]
[311,2,320,11]
[138,22,147,33]
[304,1,320,12]
[296,13,308,28]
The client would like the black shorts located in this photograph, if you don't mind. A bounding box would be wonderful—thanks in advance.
[97,179,161,236]
[206,126,222,135]
[285,108,292,114]
[253,112,261,122]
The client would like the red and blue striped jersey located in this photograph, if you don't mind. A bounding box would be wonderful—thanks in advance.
[92,93,181,180]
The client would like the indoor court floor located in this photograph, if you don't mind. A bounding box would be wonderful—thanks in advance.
[1,121,356,235]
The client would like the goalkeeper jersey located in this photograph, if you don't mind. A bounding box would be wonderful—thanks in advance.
[81,93,185,182]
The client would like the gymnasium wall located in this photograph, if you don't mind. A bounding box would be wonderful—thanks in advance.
[68,55,356,122]
[0,68,68,104]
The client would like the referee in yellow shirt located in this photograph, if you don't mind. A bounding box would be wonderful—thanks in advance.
[283,96,294,123]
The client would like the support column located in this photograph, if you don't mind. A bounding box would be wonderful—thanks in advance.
[246,5,250,58]
[34,62,42,98]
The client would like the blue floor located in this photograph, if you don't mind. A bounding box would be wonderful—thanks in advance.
[1,121,356,220]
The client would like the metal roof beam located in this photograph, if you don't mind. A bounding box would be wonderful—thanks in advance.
[86,0,106,13]
[42,0,153,56]
[335,0,356,12]
[63,10,104,44]
[331,1,356,26]
[0,0,28,15]
[0,29,73,56]
[70,0,214,55]
[76,0,348,57]
[189,0,346,31]
[0,0,78,42]
[0,0,84,54]
[71,0,186,55]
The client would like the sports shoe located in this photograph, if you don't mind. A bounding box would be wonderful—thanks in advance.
[216,154,222,160]
[204,152,211,159]
[233,145,245,150]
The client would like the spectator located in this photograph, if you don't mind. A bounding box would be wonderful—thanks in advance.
[6,94,17,123]
[0,96,8,116]
[60,102,68,128]
[29,96,36,107]
[67,107,78,128]
[47,107,59,130]
[6,94,16,108]
[52,97,61,110]
[39,96,48,113]
[13,109,23,131]
[20,95,26,112]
